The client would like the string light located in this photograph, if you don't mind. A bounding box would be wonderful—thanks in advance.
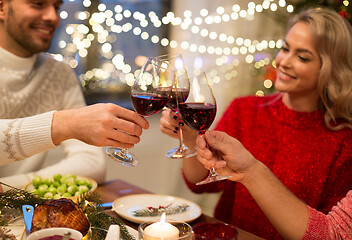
[58,0,294,91]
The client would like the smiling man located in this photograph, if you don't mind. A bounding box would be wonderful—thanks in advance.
[0,0,149,191]
[0,0,62,57]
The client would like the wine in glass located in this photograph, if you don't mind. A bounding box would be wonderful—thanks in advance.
[106,58,172,167]
[155,54,197,159]
[177,72,232,185]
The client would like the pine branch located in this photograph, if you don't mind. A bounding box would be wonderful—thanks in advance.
[84,206,135,240]
[77,192,135,240]
[0,182,44,209]
[132,203,190,217]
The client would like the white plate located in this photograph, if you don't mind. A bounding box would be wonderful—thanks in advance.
[112,194,202,224]
[124,226,138,239]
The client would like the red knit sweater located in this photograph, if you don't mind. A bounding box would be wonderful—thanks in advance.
[184,94,352,240]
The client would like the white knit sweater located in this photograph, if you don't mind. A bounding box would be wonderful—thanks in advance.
[0,47,106,190]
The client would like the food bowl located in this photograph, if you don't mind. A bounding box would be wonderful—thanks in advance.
[27,227,83,240]
[25,174,97,202]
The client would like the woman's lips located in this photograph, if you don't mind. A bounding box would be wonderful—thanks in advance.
[277,70,296,81]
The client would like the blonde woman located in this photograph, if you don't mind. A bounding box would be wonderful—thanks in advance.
[160,7,352,239]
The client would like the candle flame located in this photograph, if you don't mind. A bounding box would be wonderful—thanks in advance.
[160,212,166,223]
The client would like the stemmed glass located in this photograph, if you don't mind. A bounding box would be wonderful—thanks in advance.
[106,58,173,167]
[156,54,197,159]
[176,72,232,185]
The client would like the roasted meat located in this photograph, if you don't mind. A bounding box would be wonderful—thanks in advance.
[31,198,90,236]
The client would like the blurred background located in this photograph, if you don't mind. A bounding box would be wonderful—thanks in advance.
[47,0,351,215]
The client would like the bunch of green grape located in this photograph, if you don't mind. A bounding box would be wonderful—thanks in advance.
[30,173,93,199]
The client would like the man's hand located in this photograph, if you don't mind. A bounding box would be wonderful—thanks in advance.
[52,103,149,148]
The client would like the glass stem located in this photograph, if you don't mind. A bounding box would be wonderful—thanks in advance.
[178,128,185,147]
[120,148,128,154]
[202,132,219,175]
[209,167,220,176]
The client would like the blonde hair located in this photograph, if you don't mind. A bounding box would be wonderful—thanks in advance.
[288,8,352,130]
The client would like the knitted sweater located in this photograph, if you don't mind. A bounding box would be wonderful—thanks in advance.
[0,47,106,190]
[303,190,352,240]
[184,94,352,239]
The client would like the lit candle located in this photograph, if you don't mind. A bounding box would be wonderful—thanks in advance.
[144,213,179,240]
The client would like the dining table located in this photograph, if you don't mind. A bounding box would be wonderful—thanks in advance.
[96,179,264,240]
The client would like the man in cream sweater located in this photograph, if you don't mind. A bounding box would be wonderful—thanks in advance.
[0,0,149,190]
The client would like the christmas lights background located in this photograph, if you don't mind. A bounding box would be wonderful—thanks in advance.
[45,0,351,216]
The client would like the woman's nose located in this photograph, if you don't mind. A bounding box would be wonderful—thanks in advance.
[278,53,292,68]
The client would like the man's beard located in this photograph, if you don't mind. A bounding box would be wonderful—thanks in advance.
[6,4,53,55]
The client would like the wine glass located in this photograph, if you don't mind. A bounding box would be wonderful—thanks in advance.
[155,54,197,159]
[106,58,173,167]
[176,72,232,185]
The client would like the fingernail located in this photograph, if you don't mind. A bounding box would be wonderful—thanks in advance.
[175,127,179,131]
[178,122,184,126]
[173,116,178,120]
[173,130,178,134]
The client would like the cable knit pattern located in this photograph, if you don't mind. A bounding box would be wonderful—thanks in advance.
[2,119,25,161]
[0,48,106,189]
[0,53,78,161]
[0,56,78,118]
[2,119,18,161]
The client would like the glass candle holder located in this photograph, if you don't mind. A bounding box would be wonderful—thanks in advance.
[193,222,238,240]
[138,221,193,240]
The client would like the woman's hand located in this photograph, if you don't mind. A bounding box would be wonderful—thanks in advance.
[159,109,197,148]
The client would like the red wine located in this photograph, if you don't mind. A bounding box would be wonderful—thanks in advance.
[178,103,216,134]
[131,93,169,116]
[165,88,189,110]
